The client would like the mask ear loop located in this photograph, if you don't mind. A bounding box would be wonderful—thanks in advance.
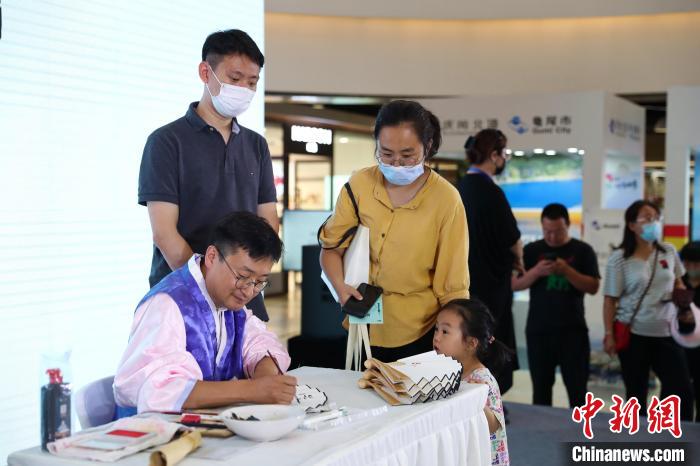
[204,63,223,97]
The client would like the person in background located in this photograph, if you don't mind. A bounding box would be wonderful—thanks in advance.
[512,203,599,408]
[319,100,469,362]
[603,200,694,421]
[114,212,295,415]
[678,241,700,421]
[458,129,522,398]
[138,29,277,321]
[433,298,511,466]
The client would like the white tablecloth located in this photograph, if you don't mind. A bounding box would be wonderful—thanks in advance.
[8,367,491,466]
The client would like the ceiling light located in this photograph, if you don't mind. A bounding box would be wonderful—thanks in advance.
[514,150,525,156]
[533,148,544,154]
[545,150,556,156]
[578,149,585,155]
[567,147,578,153]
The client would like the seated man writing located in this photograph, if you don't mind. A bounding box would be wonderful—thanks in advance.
[114,212,296,414]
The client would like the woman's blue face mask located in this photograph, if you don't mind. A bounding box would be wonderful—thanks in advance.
[639,220,662,243]
[377,161,425,186]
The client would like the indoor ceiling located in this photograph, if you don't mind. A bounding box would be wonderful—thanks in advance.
[265,0,687,161]
[266,0,700,21]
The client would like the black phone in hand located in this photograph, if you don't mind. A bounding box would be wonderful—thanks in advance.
[342,283,383,318]
[542,252,557,261]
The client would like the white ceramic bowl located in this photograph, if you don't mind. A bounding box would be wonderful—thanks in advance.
[220,404,305,442]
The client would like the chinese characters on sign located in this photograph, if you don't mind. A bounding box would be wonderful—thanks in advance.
[531,115,572,135]
[609,119,642,141]
[442,118,500,134]
[442,115,572,135]
[571,393,683,439]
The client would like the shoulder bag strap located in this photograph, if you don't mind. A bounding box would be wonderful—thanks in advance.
[317,182,360,250]
[629,248,660,325]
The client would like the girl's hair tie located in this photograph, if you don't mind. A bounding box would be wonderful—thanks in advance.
[488,336,495,344]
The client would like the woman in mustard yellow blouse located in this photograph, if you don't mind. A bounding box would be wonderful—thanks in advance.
[319,100,469,361]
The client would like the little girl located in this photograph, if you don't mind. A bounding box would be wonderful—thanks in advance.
[433,298,511,466]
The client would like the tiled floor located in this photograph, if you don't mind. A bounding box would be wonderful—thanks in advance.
[265,286,659,412]
[499,370,658,413]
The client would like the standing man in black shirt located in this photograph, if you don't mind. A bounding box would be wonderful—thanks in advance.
[512,203,600,408]
[138,30,278,321]
[458,129,522,397]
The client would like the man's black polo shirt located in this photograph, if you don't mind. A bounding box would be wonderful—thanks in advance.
[138,102,276,292]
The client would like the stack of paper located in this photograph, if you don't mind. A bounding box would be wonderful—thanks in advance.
[358,351,462,405]
[47,417,182,462]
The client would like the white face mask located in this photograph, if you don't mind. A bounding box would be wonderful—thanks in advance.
[205,64,255,118]
[378,160,425,186]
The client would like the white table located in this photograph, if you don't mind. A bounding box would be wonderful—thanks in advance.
[8,367,491,466]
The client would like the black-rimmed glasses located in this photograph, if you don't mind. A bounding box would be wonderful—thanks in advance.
[214,246,269,293]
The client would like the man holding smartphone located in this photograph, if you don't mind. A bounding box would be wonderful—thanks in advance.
[512,203,600,408]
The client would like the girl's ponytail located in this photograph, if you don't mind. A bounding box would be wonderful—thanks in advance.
[441,298,514,373]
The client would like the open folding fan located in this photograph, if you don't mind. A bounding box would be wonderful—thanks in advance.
[358,351,463,405]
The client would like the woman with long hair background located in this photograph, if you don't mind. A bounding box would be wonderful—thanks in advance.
[603,200,694,420]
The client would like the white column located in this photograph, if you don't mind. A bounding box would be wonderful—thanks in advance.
[664,86,700,247]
